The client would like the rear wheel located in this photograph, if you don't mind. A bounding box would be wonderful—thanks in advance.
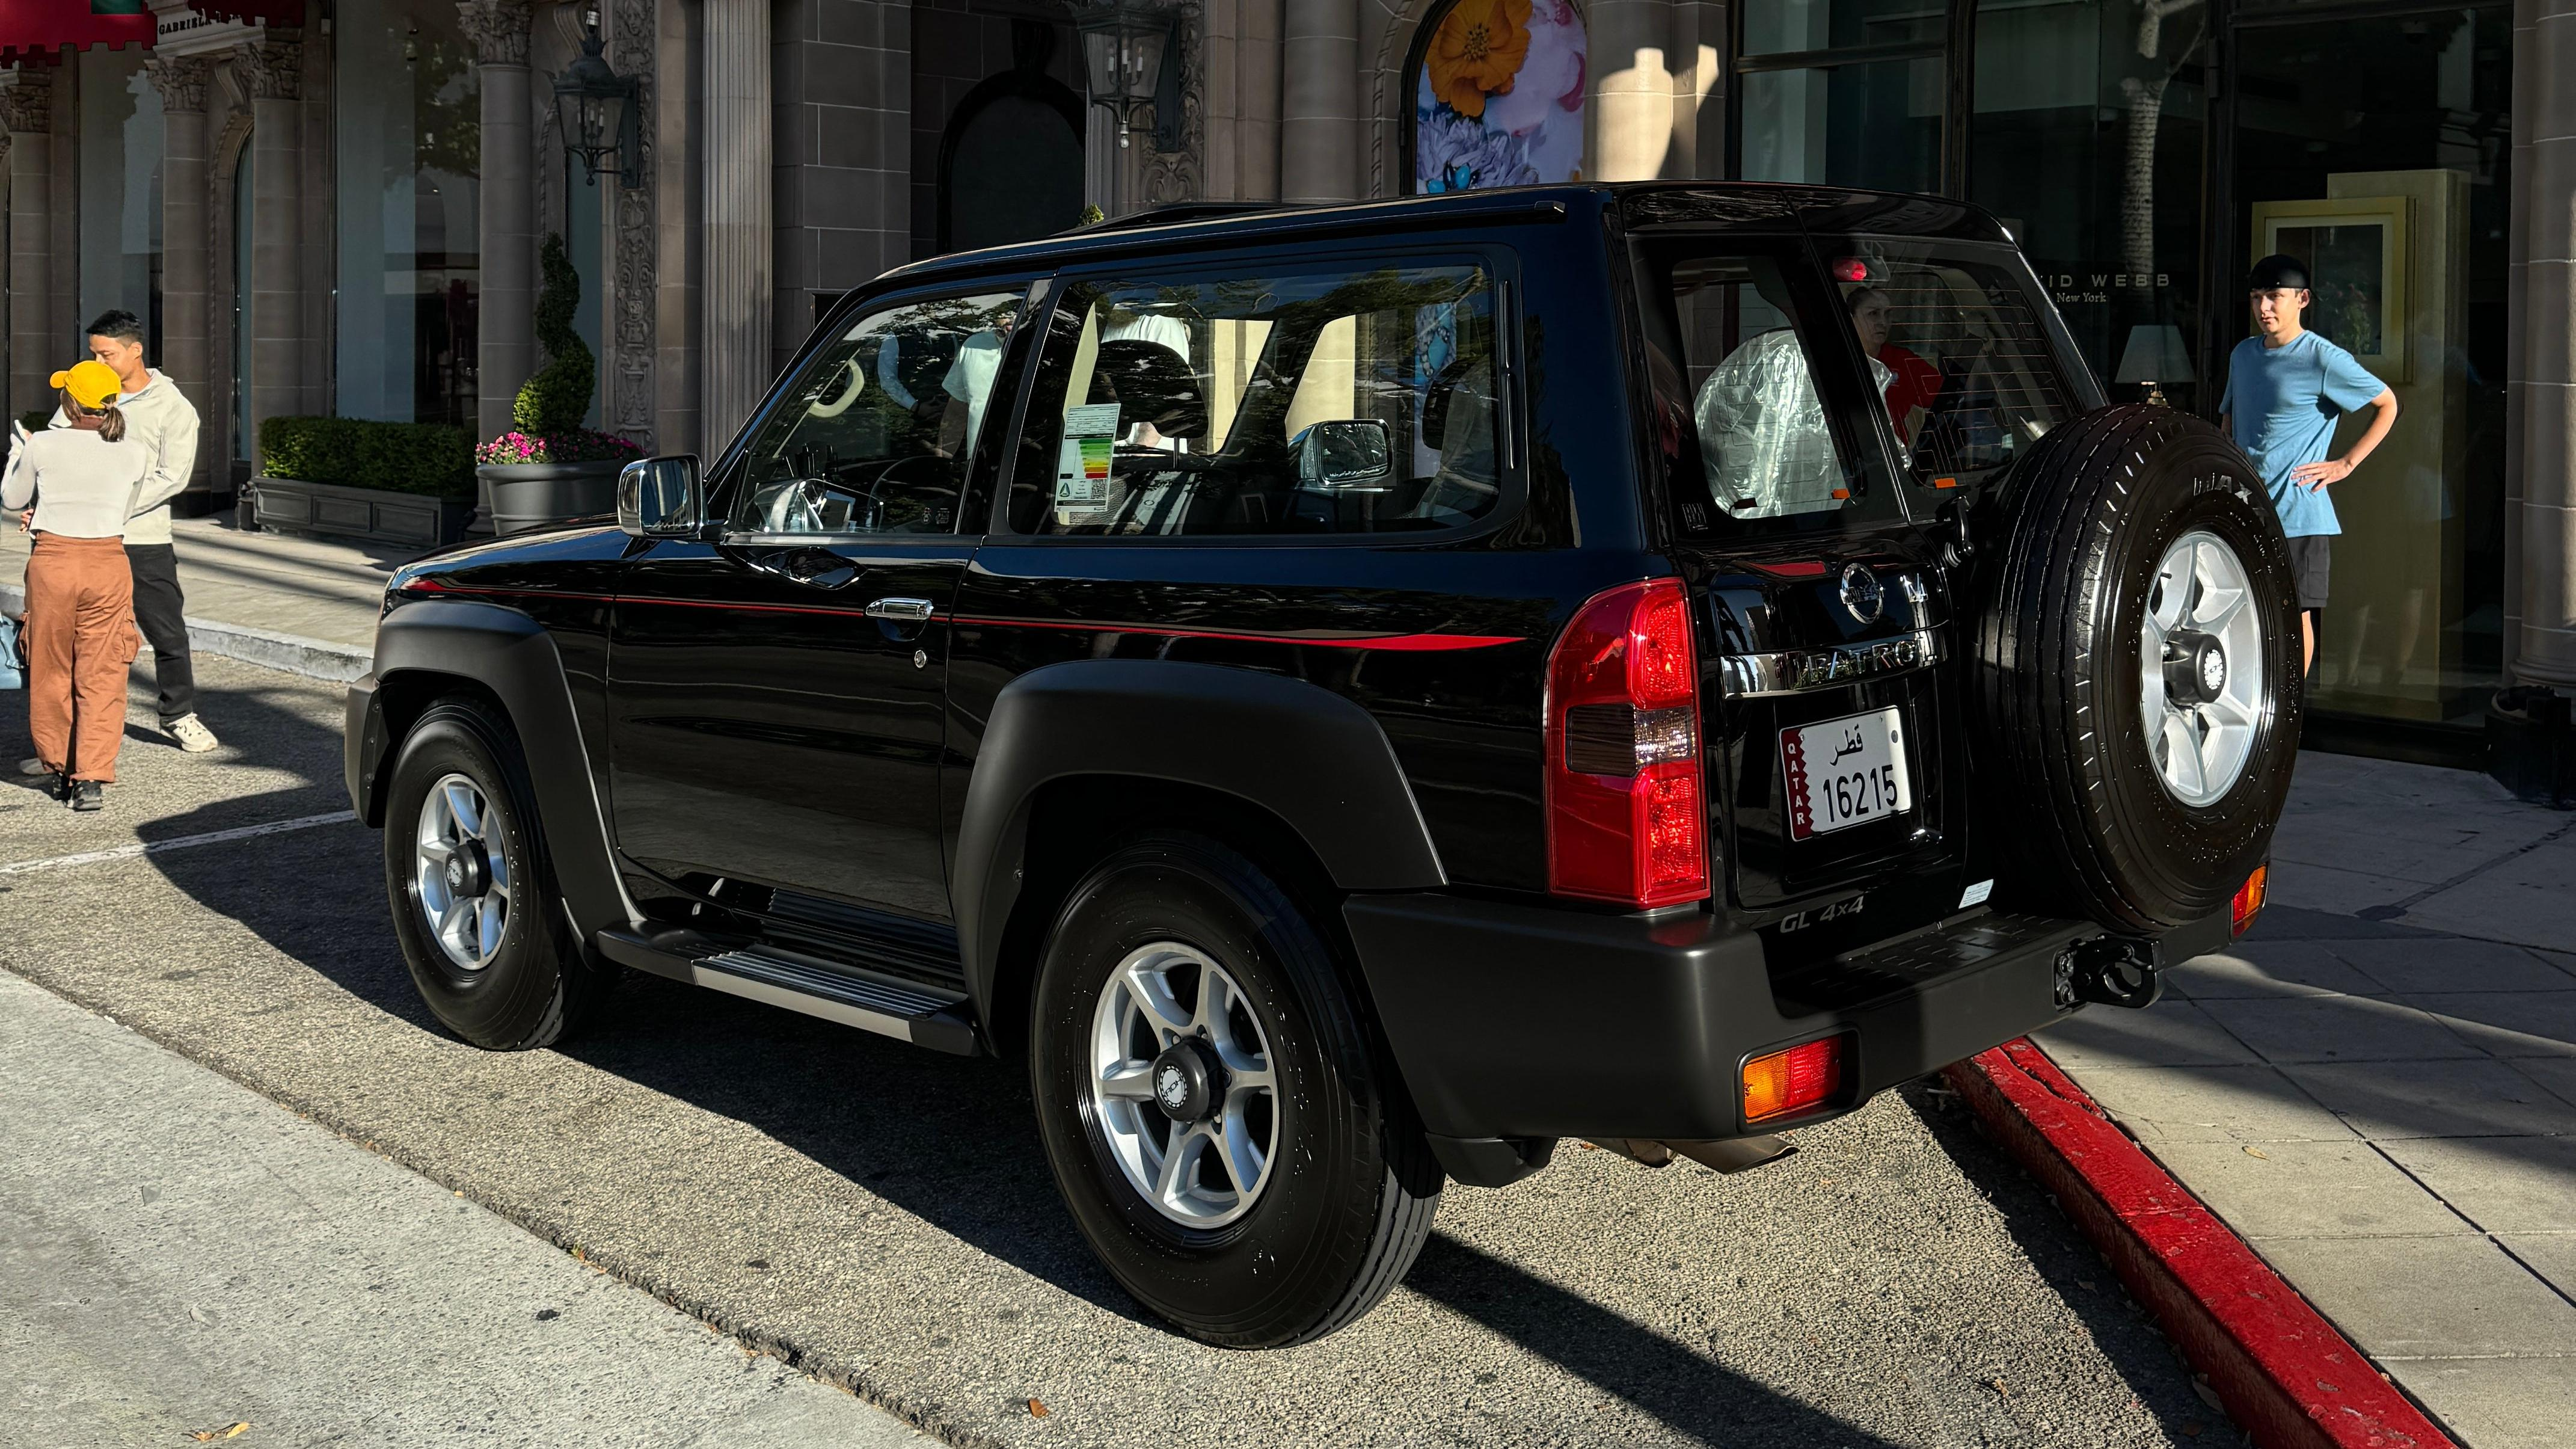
[1974,405,2302,932]
[1029,832,1440,1347]
[382,696,615,1050]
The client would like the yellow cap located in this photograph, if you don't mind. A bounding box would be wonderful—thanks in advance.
[49,360,121,411]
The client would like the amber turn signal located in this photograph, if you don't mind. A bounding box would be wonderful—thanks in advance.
[2230,864,2268,938]
[1743,1035,1848,1122]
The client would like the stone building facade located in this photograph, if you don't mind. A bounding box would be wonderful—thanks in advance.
[0,0,2569,747]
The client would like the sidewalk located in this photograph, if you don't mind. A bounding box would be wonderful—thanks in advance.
[1,514,399,675]
[2035,751,2576,1448]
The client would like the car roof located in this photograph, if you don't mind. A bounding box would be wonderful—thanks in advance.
[872,182,2016,291]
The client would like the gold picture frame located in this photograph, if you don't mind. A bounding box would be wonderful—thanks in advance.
[2251,195,2412,384]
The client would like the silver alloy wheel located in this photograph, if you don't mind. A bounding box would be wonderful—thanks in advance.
[414,772,512,971]
[2140,530,2265,807]
[1088,942,1278,1229]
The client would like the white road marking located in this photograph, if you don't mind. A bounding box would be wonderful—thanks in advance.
[0,810,358,876]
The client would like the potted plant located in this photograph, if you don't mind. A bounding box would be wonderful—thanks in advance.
[475,233,642,534]
[251,416,476,546]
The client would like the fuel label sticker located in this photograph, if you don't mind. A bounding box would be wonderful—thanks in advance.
[1055,403,1123,524]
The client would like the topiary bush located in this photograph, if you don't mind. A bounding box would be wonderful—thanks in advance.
[511,232,595,437]
[259,416,476,497]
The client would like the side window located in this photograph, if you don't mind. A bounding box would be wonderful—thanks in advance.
[727,290,1023,537]
[1657,252,1891,529]
[1004,262,1504,537]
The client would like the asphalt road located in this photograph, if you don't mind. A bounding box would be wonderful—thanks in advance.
[1,655,2231,1448]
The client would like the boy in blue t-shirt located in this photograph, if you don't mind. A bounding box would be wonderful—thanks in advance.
[2216,255,2399,675]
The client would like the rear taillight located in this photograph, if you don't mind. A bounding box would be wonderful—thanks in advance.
[2231,864,2269,937]
[1743,1036,1848,1122]
[1545,579,1710,908]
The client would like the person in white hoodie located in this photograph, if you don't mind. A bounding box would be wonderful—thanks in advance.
[76,310,215,752]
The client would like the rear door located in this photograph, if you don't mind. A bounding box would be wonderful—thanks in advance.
[1624,231,1965,944]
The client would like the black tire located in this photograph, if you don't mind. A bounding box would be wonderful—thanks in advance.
[1973,405,2303,933]
[381,695,615,1050]
[1029,832,1440,1348]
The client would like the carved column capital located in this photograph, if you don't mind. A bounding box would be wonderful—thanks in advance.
[456,0,533,67]
[0,70,54,135]
[232,38,302,101]
[145,56,215,114]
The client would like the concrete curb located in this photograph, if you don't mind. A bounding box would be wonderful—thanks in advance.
[1945,1039,2457,1449]
[1,582,369,684]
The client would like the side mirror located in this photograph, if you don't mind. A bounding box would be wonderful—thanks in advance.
[1292,419,1394,493]
[619,455,704,538]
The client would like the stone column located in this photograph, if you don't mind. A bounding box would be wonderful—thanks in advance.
[1279,0,1357,202]
[1587,0,1673,181]
[461,0,536,442]
[3,70,54,419]
[2512,0,2576,689]
[147,57,214,490]
[234,37,303,466]
[701,0,771,438]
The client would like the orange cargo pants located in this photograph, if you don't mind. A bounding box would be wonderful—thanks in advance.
[24,532,139,783]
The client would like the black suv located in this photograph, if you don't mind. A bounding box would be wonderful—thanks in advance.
[346,183,2300,1348]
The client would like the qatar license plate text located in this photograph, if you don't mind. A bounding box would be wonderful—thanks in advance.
[1781,709,1912,840]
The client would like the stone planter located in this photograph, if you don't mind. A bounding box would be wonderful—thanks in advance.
[478,460,622,535]
[251,475,471,547]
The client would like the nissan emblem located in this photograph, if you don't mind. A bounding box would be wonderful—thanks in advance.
[1839,564,1884,626]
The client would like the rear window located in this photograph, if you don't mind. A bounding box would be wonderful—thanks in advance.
[1822,238,2084,496]
[1004,260,1507,537]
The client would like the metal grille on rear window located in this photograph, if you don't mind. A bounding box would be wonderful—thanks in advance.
[1826,240,2081,498]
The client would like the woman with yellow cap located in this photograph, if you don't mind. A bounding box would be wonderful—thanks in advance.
[2,360,152,810]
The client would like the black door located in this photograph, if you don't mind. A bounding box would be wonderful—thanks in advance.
[606,285,1032,924]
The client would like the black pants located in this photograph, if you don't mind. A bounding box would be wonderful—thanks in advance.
[124,543,195,721]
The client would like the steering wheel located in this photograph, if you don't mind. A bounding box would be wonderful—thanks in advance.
[854,454,957,534]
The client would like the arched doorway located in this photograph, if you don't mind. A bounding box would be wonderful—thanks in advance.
[937,71,1085,254]
[1404,0,1589,194]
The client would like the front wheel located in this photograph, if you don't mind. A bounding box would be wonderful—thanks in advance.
[1029,833,1440,1348]
[381,696,614,1050]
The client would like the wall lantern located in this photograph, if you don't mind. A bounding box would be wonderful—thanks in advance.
[1076,0,1183,154]
[553,10,641,188]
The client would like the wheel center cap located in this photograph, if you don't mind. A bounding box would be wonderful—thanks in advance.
[1148,1039,1224,1123]
[2165,631,2228,707]
[446,841,489,897]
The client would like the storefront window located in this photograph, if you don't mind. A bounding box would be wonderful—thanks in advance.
[1405,0,1587,192]
[1734,0,1942,195]
[1970,0,2209,413]
[77,48,164,351]
[335,0,480,425]
[2232,6,2510,727]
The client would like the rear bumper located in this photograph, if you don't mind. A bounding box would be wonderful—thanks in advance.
[1346,893,2227,1182]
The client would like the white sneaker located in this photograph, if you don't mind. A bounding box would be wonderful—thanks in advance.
[18,756,47,776]
[165,714,220,753]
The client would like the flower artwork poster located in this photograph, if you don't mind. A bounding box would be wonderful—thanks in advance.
[1411,0,1587,194]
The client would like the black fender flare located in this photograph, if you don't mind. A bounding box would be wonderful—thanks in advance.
[954,659,1446,1020]
[349,599,635,938]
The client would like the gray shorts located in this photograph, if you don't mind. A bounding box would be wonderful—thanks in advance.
[2286,535,2331,611]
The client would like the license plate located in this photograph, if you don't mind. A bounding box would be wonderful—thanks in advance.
[1781,708,1912,840]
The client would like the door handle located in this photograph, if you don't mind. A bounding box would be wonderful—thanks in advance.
[863,597,936,623]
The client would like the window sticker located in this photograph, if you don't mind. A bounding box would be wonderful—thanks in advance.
[1055,402,1123,524]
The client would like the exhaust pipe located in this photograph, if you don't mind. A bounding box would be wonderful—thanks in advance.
[1588,1136,1797,1174]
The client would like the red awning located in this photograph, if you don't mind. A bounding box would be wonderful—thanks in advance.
[185,0,301,23]
[0,1,155,67]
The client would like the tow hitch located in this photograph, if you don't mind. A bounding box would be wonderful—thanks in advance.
[2056,936,2163,1011]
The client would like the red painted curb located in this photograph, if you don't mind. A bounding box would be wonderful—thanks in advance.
[1943,1039,2456,1449]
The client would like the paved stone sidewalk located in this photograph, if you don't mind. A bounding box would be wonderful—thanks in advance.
[2037,750,2576,1448]
[2,513,397,659]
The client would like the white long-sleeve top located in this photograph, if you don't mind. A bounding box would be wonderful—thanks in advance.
[48,368,200,545]
[3,423,152,540]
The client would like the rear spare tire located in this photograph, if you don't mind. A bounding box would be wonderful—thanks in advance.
[1973,404,2302,934]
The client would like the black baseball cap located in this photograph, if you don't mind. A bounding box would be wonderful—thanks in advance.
[2246,254,2312,293]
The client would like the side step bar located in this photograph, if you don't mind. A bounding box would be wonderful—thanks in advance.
[595,927,980,1055]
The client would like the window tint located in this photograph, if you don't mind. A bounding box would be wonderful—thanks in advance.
[1006,262,1503,537]
[1654,251,1892,532]
[1826,240,2079,493]
[727,291,1022,537]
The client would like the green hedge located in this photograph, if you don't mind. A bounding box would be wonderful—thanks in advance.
[258,416,475,499]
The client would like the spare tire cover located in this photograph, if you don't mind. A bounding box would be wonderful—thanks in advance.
[1972,404,2303,934]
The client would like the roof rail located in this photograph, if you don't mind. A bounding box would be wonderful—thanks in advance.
[1075,201,1299,234]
